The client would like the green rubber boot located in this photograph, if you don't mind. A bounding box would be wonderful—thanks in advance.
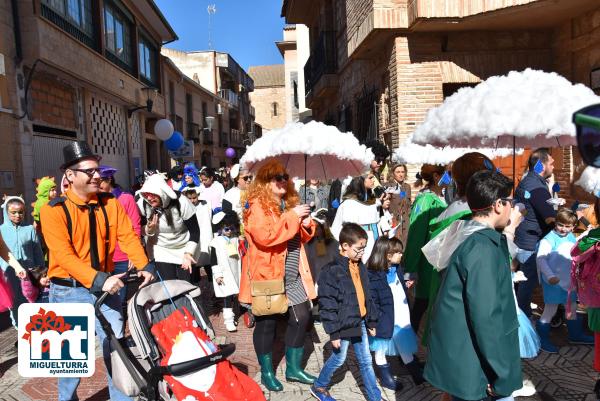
[257,353,283,391]
[285,346,317,384]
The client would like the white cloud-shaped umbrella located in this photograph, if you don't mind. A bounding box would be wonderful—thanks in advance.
[411,69,599,148]
[575,166,600,197]
[393,140,523,166]
[240,121,374,180]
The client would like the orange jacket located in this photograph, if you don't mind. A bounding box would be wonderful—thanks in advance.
[239,200,317,304]
[40,190,149,289]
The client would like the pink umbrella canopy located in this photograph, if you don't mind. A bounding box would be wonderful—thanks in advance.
[240,121,373,180]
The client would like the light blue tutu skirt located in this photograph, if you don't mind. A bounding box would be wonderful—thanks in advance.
[369,325,418,356]
[518,307,540,359]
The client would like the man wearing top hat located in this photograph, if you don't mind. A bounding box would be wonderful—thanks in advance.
[40,141,154,401]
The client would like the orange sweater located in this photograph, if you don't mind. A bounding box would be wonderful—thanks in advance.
[40,190,149,289]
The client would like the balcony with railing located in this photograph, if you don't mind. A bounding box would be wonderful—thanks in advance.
[219,131,229,148]
[203,130,214,145]
[230,129,242,147]
[304,31,338,107]
[187,122,200,142]
[219,89,239,108]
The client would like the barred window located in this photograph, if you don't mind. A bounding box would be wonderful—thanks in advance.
[41,0,94,48]
[139,36,158,85]
[104,1,133,71]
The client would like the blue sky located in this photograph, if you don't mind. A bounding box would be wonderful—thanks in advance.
[155,0,286,71]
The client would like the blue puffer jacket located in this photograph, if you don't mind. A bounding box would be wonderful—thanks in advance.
[318,253,379,341]
[367,269,395,339]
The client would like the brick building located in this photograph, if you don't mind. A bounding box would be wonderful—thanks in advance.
[161,48,255,163]
[2,0,179,202]
[248,64,287,131]
[282,0,600,201]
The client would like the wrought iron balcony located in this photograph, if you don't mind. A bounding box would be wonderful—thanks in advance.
[219,89,239,108]
[304,31,337,96]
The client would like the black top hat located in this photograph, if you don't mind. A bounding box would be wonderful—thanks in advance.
[61,141,101,170]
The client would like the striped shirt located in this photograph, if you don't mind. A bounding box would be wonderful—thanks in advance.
[285,233,307,306]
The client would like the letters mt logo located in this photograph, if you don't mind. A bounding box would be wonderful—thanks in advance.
[18,303,95,377]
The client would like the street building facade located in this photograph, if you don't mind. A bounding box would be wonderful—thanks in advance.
[161,48,256,162]
[282,0,600,202]
[248,64,287,132]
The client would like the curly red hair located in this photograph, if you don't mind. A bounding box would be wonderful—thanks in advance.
[243,159,299,224]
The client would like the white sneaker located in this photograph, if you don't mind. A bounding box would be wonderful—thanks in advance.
[225,321,237,332]
[512,379,536,397]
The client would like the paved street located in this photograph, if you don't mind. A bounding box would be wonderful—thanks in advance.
[0,294,598,401]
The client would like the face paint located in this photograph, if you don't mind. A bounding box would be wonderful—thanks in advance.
[438,171,452,186]
[534,159,544,175]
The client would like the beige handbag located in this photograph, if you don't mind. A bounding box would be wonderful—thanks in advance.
[250,279,288,316]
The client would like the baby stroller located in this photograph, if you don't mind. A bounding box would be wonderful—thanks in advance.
[95,278,265,401]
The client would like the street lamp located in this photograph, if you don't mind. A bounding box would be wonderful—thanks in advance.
[128,86,158,117]
[205,116,215,131]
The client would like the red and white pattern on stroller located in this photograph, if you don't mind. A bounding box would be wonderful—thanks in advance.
[95,279,265,401]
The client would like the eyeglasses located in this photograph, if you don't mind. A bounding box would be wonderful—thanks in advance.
[351,245,367,254]
[500,198,516,207]
[241,175,253,182]
[70,168,100,178]
[273,174,290,183]
[8,211,24,216]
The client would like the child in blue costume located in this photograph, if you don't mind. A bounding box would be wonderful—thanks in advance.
[536,208,594,353]
[179,162,201,192]
[367,237,422,389]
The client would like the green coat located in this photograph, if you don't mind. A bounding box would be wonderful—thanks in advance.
[424,227,522,400]
[403,191,446,299]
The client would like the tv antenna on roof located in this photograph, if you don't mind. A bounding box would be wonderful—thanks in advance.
[207,4,217,50]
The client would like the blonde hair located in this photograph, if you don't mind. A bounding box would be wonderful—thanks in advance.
[243,159,299,224]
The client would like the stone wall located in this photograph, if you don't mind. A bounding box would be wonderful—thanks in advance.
[250,86,287,131]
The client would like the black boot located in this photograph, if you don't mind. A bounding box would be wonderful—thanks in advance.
[376,363,403,391]
[405,359,425,385]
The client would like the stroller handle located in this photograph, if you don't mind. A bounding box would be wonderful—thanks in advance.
[151,343,236,377]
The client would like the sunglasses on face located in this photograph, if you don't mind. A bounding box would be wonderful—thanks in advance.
[222,225,236,232]
[241,175,253,182]
[71,168,100,178]
[574,104,600,167]
[375,158,386,164]
[273,174,290,183]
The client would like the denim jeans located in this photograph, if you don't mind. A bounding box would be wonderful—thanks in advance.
[515,249,538,317]
[1,264,28,328]
[49,284,131,401]
[112,260,129,308]
[314,322,381,401]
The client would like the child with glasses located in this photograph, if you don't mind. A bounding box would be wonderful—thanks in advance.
[536,207,594,352]
[312,223,383,401]
[210,210,242,332]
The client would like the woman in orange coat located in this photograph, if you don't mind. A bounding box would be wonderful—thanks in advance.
[239,159,317,392]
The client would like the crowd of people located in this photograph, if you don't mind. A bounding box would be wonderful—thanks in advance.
[2,138,600,401]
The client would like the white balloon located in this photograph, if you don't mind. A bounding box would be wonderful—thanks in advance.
[154,119,174,140]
